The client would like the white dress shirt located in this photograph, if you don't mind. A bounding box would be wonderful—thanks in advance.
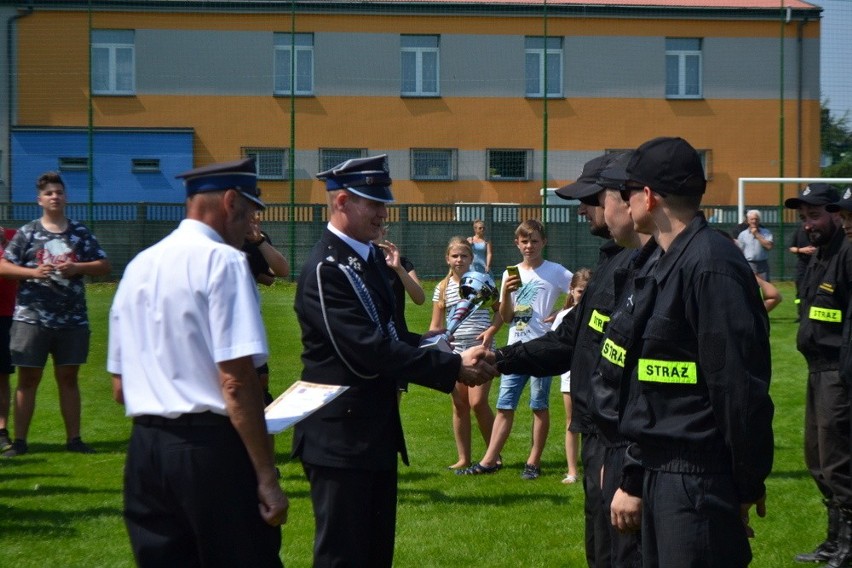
[107,219,268,417]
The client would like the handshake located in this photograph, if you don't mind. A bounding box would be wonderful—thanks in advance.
[456,344,497,387]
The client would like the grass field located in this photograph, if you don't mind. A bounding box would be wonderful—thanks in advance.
[0,280,827,567]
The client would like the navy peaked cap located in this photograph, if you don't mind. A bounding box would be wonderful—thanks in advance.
[176,157,265,210]
[317,154,394,203]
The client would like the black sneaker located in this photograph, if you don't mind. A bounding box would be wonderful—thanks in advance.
[521,463,541,480]
[0,429,11,452]
[2,439,28,458]
[66,437,96,454]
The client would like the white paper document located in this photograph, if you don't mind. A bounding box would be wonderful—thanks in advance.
[264,381,349,434]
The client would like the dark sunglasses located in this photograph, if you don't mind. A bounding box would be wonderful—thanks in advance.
[619,184,645,202]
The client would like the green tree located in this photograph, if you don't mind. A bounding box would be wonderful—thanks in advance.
[821,100,852,178]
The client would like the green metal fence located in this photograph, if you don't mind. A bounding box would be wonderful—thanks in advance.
[0,202,802,281]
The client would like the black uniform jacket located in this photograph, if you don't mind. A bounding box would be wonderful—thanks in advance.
[797,227,852,364]
[495,240,628,434]
[292,229,460,471]
[589,239,660,448]
[619,213,774,504]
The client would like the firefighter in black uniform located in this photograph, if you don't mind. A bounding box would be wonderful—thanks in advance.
[787,183,852,567]
[617,137,774,567]
[827,186,852,568]
[493,152,633,568]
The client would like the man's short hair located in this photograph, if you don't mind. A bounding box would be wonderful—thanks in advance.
[36,172,65,192]
[746,209,761,219]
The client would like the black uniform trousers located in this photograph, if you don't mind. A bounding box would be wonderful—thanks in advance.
[600,446,642,568]
[804,367,852,507]
[641,468,750,568]
[123,413,282,568]
[581,433,612,568]
[304,462,398,568]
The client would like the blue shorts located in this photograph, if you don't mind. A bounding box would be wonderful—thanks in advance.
[496,373,552,411]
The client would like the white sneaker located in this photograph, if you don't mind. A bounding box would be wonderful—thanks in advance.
[561,474,578,484]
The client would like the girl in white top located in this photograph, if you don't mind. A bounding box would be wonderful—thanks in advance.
[551,268,591,484]
[431,237,502,470]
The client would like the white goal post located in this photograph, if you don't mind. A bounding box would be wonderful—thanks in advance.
[736,177,852,222]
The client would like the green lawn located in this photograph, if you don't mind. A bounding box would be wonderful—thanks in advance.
[0,281,824,567]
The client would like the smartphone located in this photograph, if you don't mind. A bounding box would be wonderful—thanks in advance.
[506,265,520,279]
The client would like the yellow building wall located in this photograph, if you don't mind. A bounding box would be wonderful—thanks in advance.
[15,10,821,205]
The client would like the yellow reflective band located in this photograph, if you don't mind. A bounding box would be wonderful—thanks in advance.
[601,338,626,368]
[588,310,610,334]
[809,306,842,323]
[638,359,698,384]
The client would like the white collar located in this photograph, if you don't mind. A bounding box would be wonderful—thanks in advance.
[327,223,372,262]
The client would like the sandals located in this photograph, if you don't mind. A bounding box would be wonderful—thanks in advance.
[455,462,501,476]
[562,474,578,484]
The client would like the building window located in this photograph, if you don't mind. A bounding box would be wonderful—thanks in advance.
[666,38,702,99]
[411,149,456,181]
[92,30,135,95]
[243,148,287,180]
[274,33,314,96]
[319,148,367,172]
[132,158,161,173]
[525,37,562,98]
[58,157,90,172]
[401,35,439,97]
[487,149,531,181]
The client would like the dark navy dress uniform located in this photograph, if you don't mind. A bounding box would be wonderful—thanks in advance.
[619,213,774,568]
[293,156,460,568]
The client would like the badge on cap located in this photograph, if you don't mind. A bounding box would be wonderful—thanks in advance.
[317,154,394,203]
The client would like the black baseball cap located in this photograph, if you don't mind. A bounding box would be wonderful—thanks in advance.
[597,151,633,189]
[785,183,840,209]
[626,136,706,196]
[825,186,852,212]
[555,154,608,203]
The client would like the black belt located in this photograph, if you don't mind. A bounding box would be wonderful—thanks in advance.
[133,411,230,427]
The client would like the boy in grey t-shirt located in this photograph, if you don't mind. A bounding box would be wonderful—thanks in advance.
[0,172,110,457]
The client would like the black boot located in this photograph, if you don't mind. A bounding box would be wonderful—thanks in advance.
[827,508,852,568]
[796,501,840,563]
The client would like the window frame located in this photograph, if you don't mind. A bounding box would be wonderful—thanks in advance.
[411,148,456,181]
[58,157,90,172]
[319,148,367,172]
[525,36,563,99]
[665,38,703,100]
[400,35,440,97]
[91,30,136,96]
[131,158,161,173]
[487,149,532,181]
[243,147,288,180]
[274,33,315,96]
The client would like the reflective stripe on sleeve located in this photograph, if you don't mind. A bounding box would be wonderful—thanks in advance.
[588,309,610,334]
[601,338,626,368]
[638,359,698,384]
[808,306,842,323]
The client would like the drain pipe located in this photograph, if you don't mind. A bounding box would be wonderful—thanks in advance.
[5,3,34,203]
